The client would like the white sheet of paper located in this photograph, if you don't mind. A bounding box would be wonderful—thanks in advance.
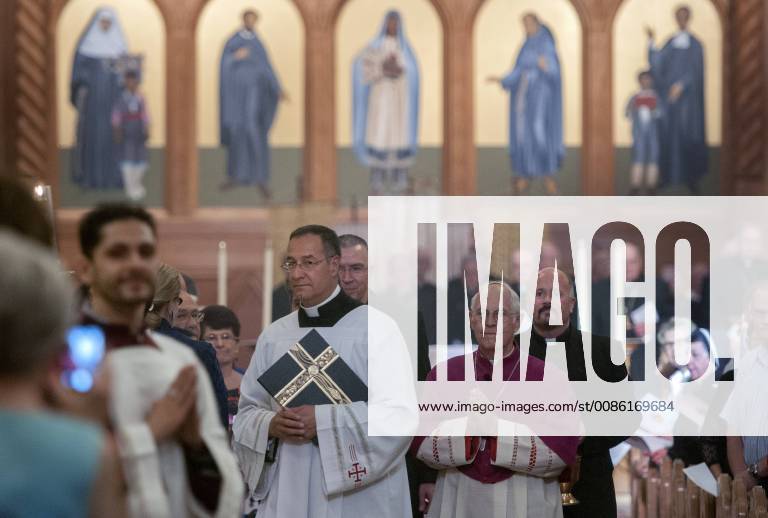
[683,462,718,497]
[610,442,632,466]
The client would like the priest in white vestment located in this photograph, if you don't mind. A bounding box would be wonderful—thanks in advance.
[412,283,580,518]
[352,11,420,195]
[234,225,416,517]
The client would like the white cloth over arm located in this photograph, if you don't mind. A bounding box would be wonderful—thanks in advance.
[109,334,243,518]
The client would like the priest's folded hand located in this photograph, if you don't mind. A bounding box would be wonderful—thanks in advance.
[269,407,308,443]
[291,405,318,441]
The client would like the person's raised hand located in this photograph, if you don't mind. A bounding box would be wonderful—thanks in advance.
[178,404,202,449]
[538,55,548,71]
[146,365,197,444]
[668,82,684,103]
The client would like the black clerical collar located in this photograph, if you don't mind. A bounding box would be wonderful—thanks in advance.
[298,288,363,328]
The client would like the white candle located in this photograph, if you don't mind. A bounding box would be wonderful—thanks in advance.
[217,241,227,305]
[33,184,58,252]
[262,239,274,328]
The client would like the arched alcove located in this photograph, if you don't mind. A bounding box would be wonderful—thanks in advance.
[56,0,166,207]
[474,0,582,195]
[613,0,723,194]
[335,0,443,201]
[196,0,304,206]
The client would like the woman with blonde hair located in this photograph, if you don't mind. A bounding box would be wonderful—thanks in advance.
[147,264,230,428]
[145,263,181,329]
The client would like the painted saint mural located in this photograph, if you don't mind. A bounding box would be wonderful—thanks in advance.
[71,7,148,200]
[219,9,283,199]
[647,5,708,192]
[352,11,420,195]
[488,13,564,196]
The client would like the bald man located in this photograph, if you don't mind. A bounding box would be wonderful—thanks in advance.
[412,282,579,518]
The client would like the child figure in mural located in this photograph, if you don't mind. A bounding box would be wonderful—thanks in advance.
[488,13,564,196]
[352,11,420,195]
[625,70,662,195]
[70,7,127,191]
[111,69,150,201]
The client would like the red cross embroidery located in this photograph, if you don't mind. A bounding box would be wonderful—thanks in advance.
[347,462,367,483]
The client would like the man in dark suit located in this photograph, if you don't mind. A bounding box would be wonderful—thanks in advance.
[528,268,629,518]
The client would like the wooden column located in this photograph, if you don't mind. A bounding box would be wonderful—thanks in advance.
[574,0,621,195]
[0,0,18,177]
[431,0,483,195]
[157,0,204,216]
[293,0,344,203]
[723,0,767,194]
[9,0,58,199]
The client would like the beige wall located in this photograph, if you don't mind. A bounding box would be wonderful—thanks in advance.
[475,0,583,147]
[197,0,304,147]
[335,0,443,147]
[613,0,722,146]
[56,0,166,147]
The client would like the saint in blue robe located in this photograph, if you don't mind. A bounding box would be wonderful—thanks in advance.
[70,7,126,190]
[501,25,564,178]
[649,32,708,188]
[352,11,419,170]
[219,29,281,187]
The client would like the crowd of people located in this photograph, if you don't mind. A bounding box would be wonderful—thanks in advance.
[1,174,766,518]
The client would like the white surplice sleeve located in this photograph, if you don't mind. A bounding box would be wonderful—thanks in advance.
[315,309,417,496]
[414,435,478,470]
[115,420,170,517]
[232,332,277,497]
[315,402,410,495]
[490,435,567,478]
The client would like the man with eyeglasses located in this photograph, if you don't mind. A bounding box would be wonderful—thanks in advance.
[338,234,369,303]
[412,282,579,518]
[234,225,414,518]
[173,277,204,339]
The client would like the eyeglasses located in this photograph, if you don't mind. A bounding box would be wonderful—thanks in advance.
[281,257,331,272]
[339,265,367,275]
[471,309,515,320]
[176,309,204,322]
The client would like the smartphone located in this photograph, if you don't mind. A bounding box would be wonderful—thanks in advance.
[61,325,106,392]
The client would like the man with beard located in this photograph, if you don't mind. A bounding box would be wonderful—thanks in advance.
[528,268,628,518]
[77,204,242,517]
